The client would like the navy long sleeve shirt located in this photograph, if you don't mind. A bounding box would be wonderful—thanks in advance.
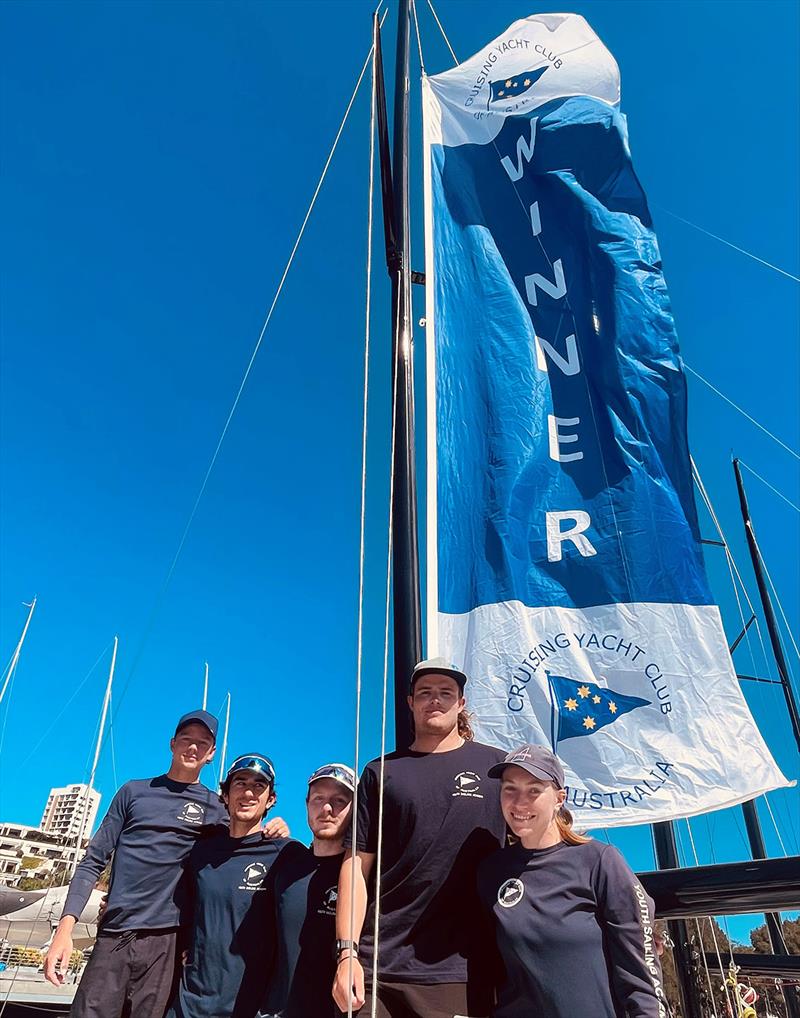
[477,839,668,1018]
[62,775,228,932]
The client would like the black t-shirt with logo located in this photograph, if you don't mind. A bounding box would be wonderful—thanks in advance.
[63,774,229,931]
[169,832,296,1018]
[262,843,344,1018]
[476,840,668,1018]
[346,740,507,985]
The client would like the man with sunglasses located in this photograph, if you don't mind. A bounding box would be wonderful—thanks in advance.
[262,762,355,1018]
[168,753,295,1018]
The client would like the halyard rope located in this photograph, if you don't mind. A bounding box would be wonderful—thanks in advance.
[345,11,379,1016]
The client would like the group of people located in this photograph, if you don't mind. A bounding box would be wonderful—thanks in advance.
[44,657,668,1018]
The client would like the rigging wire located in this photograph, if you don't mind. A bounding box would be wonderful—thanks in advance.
[692,459,797,853]
[694,915,721,1018]
[684,817,737,1016]
[685,364,799,461]
[345,18,378,1017]
[759,543,800,670]
[740,460,800,515]
[424,0,458,63]
[104,27,381,734]
[410,0,425,74]
[14,640,114,772]
[654,205,800,284]
[368,197,404,1018]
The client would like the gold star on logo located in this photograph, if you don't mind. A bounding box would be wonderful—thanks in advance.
[577,685,590,699]
[608,701,618,714]
[498,90,505,96]
[592,695,601,704]
[524,78,531,86]
[564,698,578,712]
[583,716,597,730]
[505,79,512,87]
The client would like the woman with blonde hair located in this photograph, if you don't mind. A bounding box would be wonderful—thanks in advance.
[477,743,668,1018]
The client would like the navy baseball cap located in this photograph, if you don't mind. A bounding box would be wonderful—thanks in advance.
[410,657,467,692]
[308,763,356,794]
[223,753,276,789]
[488,744,565,788]
[175,709,218,741]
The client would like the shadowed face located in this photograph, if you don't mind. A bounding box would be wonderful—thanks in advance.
[500,764,565,842]
[306,777,352,842]
[407,674,464,737]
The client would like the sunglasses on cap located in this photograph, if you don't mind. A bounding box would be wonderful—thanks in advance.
[307,763,356,792]
[224,754,276,785]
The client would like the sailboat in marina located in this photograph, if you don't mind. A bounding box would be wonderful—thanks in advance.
[0,2,798,1017]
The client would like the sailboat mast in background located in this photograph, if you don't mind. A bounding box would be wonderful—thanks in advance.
[71,635,118,877]
[0,595,37,708]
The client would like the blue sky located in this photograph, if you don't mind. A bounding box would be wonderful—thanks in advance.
[1,0,798,944]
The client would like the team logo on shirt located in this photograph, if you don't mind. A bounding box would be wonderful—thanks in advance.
[497,878,524,909]
[177,801,206,825]
[452,771,484,798]
[317,885,338,917]
[239,861,269,891]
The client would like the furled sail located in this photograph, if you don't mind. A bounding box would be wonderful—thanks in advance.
[422,13,790,826]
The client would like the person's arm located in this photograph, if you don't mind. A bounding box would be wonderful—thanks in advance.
[44,785,130,986]
[332,849,375,1012]
[332,764,378,1012]
[596,846,668,1018]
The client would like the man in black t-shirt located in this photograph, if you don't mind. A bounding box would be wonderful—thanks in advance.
[261,762,355,1018]
[332,659,506,1018]
[168,753,294,1018]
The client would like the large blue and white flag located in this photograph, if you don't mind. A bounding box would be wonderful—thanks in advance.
[422,13,790,826]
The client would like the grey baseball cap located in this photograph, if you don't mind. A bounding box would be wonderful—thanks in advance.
[175,709,218,741]
[410,657,467,692]
[488,744,565,788]
[308,763,356,794]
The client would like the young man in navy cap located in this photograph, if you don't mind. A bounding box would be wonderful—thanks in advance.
[263,762,355,1018]
[333,659,506,1018]
[44,710,287,1018]
[167,753,294,1018]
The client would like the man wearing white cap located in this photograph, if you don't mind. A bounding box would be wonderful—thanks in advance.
[262,762,355,1018]
[333,659,506,1018]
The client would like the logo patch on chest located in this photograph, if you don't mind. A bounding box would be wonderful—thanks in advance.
[317,885,338,917]
[497,878,524,909]
[177,801,206,825]
[452,771,484,798]
[239,861,269,891]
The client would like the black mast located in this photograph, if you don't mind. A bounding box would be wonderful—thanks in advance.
[389,0,421,748]
[733,457,800,1018]
[733,458,800,753]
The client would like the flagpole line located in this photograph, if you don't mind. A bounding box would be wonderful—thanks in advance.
[739,459,800,514]
[99,27,383,734]
[654,205,800,283]
[685,364,799,461]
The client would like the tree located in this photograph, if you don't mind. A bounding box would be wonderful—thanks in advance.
[751,917,800,954]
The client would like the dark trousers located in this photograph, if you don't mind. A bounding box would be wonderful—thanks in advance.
[359,981,488,1018]
[71,928,179,1018]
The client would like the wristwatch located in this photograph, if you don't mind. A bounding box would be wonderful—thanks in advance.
[335,939,359,960]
